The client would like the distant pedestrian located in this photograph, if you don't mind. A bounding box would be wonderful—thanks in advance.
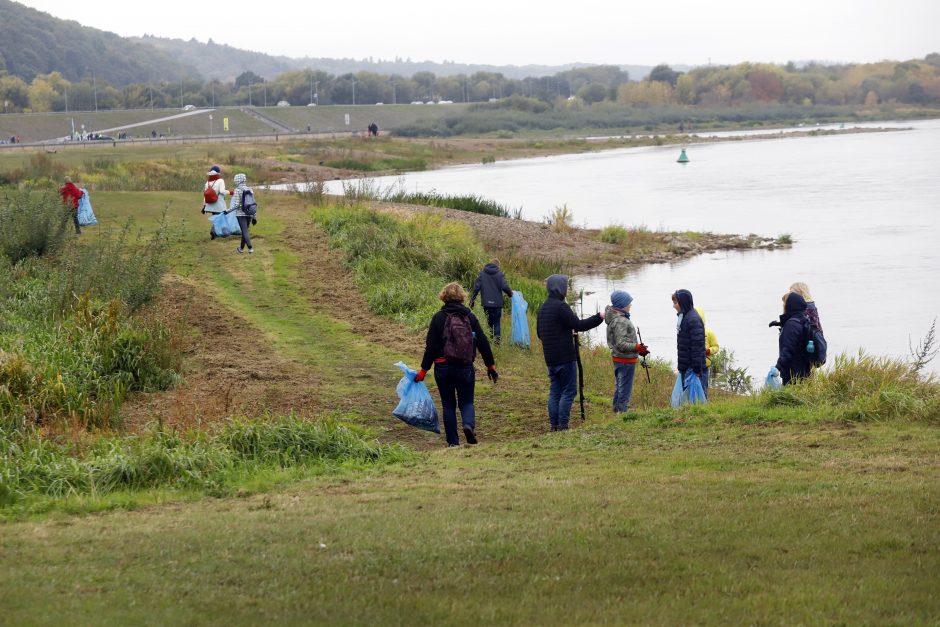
[59,176,83,234]
[415,282,498,447]
[770,292,812,385]
[230,173,255,254]
[536,274,604,431]
[672,289,705,389]
[605,290,649,413]
[470,258,513,344]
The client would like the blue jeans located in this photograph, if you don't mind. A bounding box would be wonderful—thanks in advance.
[433,363,476,446]
[484,307,502,343]
[613,362,636,413]
[702,366,710,398]
[547,361,578,429]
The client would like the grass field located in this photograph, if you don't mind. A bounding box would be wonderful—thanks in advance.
[0,152,938,623]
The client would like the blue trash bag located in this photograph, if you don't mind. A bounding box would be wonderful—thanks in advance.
[686,371,707,405]
[671,371,707,407]
[77,189,97,226]
[211,211,241,237]
[392,361,440,433]
[510,291,531,348]
[670,373,684,408]
[765,368,782,391]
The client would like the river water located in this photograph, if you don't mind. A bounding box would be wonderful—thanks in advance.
[327,120,940,377]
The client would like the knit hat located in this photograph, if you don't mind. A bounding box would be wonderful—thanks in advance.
[207,165,221,175]
[610,290,633,309]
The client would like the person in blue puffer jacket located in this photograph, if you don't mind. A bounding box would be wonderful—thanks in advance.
[672,289,706,386]
[771,292,812,385]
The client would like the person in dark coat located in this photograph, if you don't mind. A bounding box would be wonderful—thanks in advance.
[672,289,706,385]
[470,259,513,344]
[536,274,604,431]
[772,292,812,385]
[416,282,498,447]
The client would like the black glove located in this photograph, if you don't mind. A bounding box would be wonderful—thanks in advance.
[469,300,476,309]
[769,320,781,328]
[251,218,257,226]
[222,210,229,215]
[487,367,499,383]
[201,205,206,215]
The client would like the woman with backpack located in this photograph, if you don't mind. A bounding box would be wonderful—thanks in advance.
[229,173,255,254]
[416,282,498,447]
[201,165,229,215]
[770,292,813,385]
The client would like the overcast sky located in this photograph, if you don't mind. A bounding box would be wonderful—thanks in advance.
[14,0,940,67]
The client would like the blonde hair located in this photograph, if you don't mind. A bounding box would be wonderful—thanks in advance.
[439,282,467,304]
[789,282,813,301]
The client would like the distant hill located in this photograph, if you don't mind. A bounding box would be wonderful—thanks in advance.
[135,35,672,82]
[0,0,199,85]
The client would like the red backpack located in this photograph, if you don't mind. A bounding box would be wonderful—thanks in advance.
[442,313,476,364]
[204,183,219,204]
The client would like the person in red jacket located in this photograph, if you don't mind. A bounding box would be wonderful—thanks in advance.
[59,176,84,234]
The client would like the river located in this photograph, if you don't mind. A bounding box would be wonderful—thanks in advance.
[328,120,940,378]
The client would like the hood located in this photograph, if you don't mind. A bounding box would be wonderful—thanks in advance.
[674,289,694,314]
[784,292,808,315]
[234,173,247,186]
[604,304,627,323]
[484,263,501,274]
[694,306,706,324]
[546,274,568,299]
[441,302,471,316]
[207,173,221,182]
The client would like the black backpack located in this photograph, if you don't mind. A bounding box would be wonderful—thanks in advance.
[241,188,257,217]
[442,313,476,364]
[804,319,828,367]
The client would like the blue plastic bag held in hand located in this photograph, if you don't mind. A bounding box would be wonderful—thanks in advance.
[671,371,707,407]
[211,211,241,237]
[77,189,97,226]
[685,371,707,405]
[392,361,440,433]
[765,368,782,391]
[670,373,684,408]
[510,291,530,348]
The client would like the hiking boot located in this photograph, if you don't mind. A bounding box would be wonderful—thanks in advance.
[210,231,216,240]
[550,424,557,432]
[557,424,569,431]
[463,427,477,445]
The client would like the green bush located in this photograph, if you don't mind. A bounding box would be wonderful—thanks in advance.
[0,190,72,264]
[598,225,629,245]
[383,190,511,218]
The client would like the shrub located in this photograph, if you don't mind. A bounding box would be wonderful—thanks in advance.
[547,204,575,233]
[598,224,629,245]
[0,189,72,264]
[383,190,511,217]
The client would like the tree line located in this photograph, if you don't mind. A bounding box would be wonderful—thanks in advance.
[1,55,938,114]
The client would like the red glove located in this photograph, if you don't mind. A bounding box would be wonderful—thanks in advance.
[636,343,650,356]
[414,369,427,382]
[706,347,712,356]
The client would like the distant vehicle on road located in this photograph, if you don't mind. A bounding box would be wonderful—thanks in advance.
[183,104,196,111]
[307,103,317,107]
[410,101,424,105]
[88,134,115,141]
[277,101,290,107]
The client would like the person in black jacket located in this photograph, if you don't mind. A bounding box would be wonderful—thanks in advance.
[536,274,604,431]
[771,292,812,385]
[416,282,498,447]
[470,259,513,344]
[672,289,706,386]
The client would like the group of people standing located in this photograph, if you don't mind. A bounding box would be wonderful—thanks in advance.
[417,261,825,446]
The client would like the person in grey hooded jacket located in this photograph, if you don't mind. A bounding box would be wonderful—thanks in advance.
[536,274,604,430]
[229,173,254,254]
[470,259,513,344]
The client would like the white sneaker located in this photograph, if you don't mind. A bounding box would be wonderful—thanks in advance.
[235,247,243,254]
[248,248,254,254]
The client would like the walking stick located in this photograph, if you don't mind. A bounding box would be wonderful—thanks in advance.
[637,327,652,384]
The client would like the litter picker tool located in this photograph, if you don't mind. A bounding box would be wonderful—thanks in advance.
[637,327,652,384]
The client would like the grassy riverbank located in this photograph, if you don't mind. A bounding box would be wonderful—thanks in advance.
[0,182,937,623]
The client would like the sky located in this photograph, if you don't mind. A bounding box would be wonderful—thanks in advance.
[13,0,940,67]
